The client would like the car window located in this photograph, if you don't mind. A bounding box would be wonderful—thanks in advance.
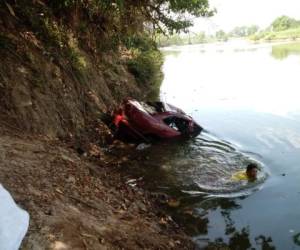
[163,117,189,133]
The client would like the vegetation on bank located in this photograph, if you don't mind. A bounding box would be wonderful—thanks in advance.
[0,0,215,135]
[125,36,163,96]
[157,32,211,47]
[1,0,214,97]
[156,25,259,47]
[0,2,215,247]
[250,27,300,42]
[0,1,218,249]
[158,15,300,47]
[244,16,300,42]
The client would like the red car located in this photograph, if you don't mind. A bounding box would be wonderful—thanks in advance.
[113,99,202,141]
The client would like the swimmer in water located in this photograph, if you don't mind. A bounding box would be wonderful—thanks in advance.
[232,163,258,181]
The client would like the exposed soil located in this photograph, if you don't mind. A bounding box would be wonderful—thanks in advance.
[0,125,195,250]
[0,5,193,249]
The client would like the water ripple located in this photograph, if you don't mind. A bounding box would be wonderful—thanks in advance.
[142,132,268,196]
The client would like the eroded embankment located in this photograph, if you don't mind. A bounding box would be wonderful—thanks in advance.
[0,1,162,138]
[0,2,188,249]
[0,23,142,137]
[0,126,194,249]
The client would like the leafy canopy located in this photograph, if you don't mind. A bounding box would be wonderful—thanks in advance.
[271,16,300,31]
[47,0,215,34]
[155,0,215,33]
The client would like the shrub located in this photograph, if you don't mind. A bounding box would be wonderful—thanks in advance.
[65,47,87,72]
[128,50,161,83]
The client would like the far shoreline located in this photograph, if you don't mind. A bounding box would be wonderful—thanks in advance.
[159,38,300,51]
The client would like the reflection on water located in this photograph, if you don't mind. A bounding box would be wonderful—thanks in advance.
[271,42,300,60]
[129,41,300,249]
[127,134,270,249]
[190,198,276,250]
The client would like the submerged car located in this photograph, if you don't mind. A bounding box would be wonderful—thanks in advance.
[113,99,202,141]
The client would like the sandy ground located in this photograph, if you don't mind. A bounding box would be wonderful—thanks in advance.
[0,126,194,250]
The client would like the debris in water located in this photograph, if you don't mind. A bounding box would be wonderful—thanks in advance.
[136,143,151,151]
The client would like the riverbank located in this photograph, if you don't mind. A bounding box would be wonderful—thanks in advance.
[0,124,194,249]
[0,2,196,248]
[249,27,300,42]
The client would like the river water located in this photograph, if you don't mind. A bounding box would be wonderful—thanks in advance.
[131,41,300,249]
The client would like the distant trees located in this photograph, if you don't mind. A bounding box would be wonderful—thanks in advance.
[214,25,259,41]
[247,25,259,36]
[157,31,209,47]
[192,32,207,43]
[158,14,300,46]
[271,16,300,31]
[249,16,300,41]
[229,25,259,37]
[230,26,247,37]
[215,30,228,41]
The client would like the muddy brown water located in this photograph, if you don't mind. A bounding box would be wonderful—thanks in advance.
[127,41,300,249]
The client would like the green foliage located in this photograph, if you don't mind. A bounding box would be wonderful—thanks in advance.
[157,24,260,46]
[35,0,214,35]
[248,32,265,41]
[249,28,300,42]
[278,28,300,40]
[65,47,87,72]
[229,25,259,38]
[15,2,68,48]
[248,16,300,42]
[123,35,157,52]
[157,32,209,47]
[128,50,162,85]
[41,18,67,48]
[247,25,259,36]
[191,32,207,44]
[156,34,186,47]
[2,0,213,97]
[3,0,215,54]
[230,26,247,37]
[271,16,300,32]
[216,30,228,41]
[264,32,276,41]
[127,35,163,92]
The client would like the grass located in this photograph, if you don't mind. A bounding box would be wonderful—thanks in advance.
[66,47,87,72]
[249,28,300,41]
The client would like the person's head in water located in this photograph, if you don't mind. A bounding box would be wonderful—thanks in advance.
[246,163,258,180]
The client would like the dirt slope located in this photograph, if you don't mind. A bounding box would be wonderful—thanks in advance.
[0,128,194,249]
[0,4,193,249]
